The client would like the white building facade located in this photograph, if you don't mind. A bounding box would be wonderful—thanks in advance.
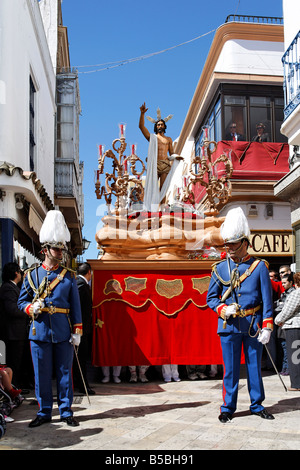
[274,0,300,270]
[175,16,293,272]
[0,0,83,274]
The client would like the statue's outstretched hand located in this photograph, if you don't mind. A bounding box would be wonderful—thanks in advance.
[140,102,148,114]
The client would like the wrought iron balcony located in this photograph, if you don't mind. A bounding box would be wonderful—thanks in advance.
[225,14,283,25]
[282,31,300,120]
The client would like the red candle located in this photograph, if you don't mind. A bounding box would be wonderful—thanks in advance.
[98,145,103,157]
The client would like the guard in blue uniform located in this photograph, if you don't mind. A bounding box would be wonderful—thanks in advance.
[18,210,82,427]
[206,207,274,423]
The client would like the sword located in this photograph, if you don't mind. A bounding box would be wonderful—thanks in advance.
[258,327,287,392]
[67,316,91,405]
[72,342,91,405]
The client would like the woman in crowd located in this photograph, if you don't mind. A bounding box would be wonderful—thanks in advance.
[275,272,300,391]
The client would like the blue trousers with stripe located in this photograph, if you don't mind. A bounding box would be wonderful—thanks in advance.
[220,332,265,414]
[30,340,74,419]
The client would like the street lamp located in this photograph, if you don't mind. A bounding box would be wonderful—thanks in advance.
[82,238,91,253]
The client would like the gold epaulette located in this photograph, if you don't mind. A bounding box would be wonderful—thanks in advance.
[256,257,269,269]
[211,259,225,271]
[211,260,230,286]
[61,265,76,277]
[23,264,41,278]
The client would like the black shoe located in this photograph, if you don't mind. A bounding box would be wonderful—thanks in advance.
[218,412,233,423]
[29,416,52,428]
[251,409,275,420]
[60,416,79,427]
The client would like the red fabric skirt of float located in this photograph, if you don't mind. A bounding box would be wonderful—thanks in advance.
[92,270,223,366]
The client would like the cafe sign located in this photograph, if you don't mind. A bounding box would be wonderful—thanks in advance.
[249,232,294,256]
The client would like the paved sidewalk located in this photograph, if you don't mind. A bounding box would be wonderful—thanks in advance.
[1,368,300,452]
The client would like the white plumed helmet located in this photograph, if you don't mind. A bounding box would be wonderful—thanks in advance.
[221,207,250,244]
[39,210,70,249]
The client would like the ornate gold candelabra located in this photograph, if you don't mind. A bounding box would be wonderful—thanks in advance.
[182,128,233,215]
[95,124,146,211]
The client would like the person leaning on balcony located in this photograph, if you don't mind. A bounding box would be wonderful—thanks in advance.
[252,123,269,142]
[275,272,300,391]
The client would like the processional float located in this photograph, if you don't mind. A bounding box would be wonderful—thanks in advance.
[90,121,233,367]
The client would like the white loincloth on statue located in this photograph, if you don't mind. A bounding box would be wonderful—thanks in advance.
[144,133,181,211]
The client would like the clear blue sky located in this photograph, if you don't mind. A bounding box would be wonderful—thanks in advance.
[61,0,284,261]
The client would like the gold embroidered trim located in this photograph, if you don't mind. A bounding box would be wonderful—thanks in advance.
[155,279,183,298]
[93,297,207,317]
[192,276,211,294]
[95,319,104,328]
[103,279,123,295]
[124,277,147,295]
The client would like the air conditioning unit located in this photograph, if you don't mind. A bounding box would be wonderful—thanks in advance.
[248,204,258,217]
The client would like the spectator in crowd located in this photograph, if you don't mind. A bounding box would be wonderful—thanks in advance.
[74,262,95,395]
[225,123,245,141]
[0,365,22,400]
[0,262,33,390]
[252,123,269,142]
[269,270,280,282]
[275,272,300,391]
[279,265,292,278]
[274,273,295,376]
[270,265,292,300]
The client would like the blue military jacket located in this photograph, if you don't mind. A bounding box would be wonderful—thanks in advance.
[18,264,82,343]
[206,255,273,335]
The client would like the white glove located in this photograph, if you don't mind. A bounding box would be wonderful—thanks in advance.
[225,304,237,319]
[70,333,81,347]
[257,329,271,344]
[32,300,44,317]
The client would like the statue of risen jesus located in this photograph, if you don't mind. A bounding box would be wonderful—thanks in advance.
[139,102,183,211]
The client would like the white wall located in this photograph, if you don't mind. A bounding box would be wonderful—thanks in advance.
[215,39,284,76]
[283,0,300,48]
[0,0,56,202]
[39,0,59,70]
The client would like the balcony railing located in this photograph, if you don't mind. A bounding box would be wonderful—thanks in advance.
[225,15,283,25]
[282,31,300,120]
